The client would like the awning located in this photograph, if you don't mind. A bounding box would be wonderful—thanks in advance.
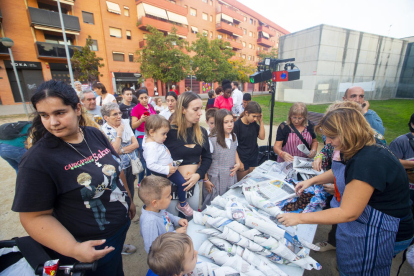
[167,11,188,25]
[143,3,168,20]
[113,51,124,54]
[262,32,270,39]
[191,26,198,33]
[221,13,233,23]
[106,1,121,15]
[168,32,187,39]
[233,33,242,37]
[113,72,141,82]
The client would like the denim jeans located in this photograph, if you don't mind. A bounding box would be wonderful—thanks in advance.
[0,143,27,173]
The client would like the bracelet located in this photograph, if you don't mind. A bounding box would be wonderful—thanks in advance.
[279,151,284,156]
[310,149,316,152]
[117,135,122,138]
[203,179,209,183]
[315,153,323,159]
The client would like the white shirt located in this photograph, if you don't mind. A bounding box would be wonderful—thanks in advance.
[160,109,173,120]
[142,136,173,175]
[231,88,243,115]
[154,105,165,112]
[209,134,238,153]
[97,93,116,106]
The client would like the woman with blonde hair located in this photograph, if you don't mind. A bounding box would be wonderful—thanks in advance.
[273,102,318,162]
[164,92,212,216]
[277,107,414,276]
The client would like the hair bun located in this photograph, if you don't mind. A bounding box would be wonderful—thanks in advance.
[222,79,232,91]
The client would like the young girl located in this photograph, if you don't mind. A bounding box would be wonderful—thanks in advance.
[202,109,241,209]
[153,98,165,114]
[233,101,265,181]
[142,115,194,217]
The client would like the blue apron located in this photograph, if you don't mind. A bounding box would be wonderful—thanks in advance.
[331,160,400,276]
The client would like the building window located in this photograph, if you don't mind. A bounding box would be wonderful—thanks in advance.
[244,16,247,22]
[106,1,121,15]
[89,39,98,51]
[203,30,208,37]
[82,11,94,25]
[243,28,247,35]
[249,31,252,37]
[190,8,197,16]
[242,54,246,59]
[250,18,253,24]
[248,55,251,61]
[184,5,187,8]
[242,41,246,48]
[191,26,198,34]
[210,0,213,5]
[210,15,213,22]
[124,6,129,16]
[126,30,131,40]
[210,31,213,38]
[129,53,134,62]
[113,52,124,61]
[202,13,208,20]
[252,44,255,50]
[276,42,279,47]
[109,27,122,38]
[218,34,222,39]
[202,0,208,3]
[249,43,252,49]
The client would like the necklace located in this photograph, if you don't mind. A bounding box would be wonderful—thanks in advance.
[64,130,103,167]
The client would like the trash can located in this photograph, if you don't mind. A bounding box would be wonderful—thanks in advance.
[257,145,278,166]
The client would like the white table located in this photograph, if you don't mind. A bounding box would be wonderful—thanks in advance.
[187,186,318,275]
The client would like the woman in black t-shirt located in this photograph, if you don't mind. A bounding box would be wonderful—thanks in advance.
[277,107,414,276]
[12,80,136,276]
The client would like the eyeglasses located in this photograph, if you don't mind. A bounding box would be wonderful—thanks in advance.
[291,116,305,121]
[110,112,122,117]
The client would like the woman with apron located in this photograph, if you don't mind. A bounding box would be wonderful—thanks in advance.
[277,107,414,276]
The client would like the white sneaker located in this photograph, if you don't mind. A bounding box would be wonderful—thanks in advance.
[315,241,336,252]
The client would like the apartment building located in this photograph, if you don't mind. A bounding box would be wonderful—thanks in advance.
[0,0,288,105]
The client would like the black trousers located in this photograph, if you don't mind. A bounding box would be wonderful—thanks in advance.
[124,166,136,200]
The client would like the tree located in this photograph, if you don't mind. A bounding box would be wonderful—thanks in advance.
[257,47,278,61]
[71,36,104,84]
[190,35,235,83]
[136,26,190,85]
[228,58,256,84]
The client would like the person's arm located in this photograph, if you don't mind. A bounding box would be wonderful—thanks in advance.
[141,219,160,254]
[131,116,146,130]
[119,170,136,219]
[295,169,335,193]
[400,159,414,169]
[20,210,114,262]
[230,151,242,177]
[258,116,265,140]
[144,146,170,176]
[364,110,385,135]
[213,97,220,108]
[278,179,375,227]
[308,138,318,158]
[109,124,125,154]
[122,135,139,154]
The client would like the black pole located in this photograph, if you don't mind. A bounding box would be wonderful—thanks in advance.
[267,81,276,159]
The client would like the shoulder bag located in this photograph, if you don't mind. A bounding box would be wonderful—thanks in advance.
[289,124,311,150]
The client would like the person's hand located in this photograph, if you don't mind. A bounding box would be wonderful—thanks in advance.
[312,158,322,171]
[72,240,114,263]
[169,164,177,175]
[277,213,302,227]
[281,151,294,162]
[308,149,317,159]
[239,162,245,172]
[140,115,149,122]
[323,184,335,195]
[230,163,240,176]
[179,219,188,227]
[176,226,187,234]
[259,113,263,123]
[361,100,370,114]
[295,180,313,195]
[183,173,201,191]
[115,123,124,137]
[129,202,136,220]
[204,180,215,194]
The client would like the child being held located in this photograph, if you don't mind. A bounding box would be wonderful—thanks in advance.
[138,175,188,253]
[202,109,241,209]
[142,115,194,216]
[146,232,197,276]
[154,98,165,113]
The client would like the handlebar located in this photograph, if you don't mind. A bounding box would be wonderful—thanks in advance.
[35,261,98,275]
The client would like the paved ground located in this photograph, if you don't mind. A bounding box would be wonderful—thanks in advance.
[1,105,413,275]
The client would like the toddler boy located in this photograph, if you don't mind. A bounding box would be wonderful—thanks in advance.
[205,108,217,135]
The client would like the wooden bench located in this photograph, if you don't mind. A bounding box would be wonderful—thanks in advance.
[308,111,324,126]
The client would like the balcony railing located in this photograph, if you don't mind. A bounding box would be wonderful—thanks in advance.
[35,42,82,59]
[216,5,244,22]
[52,0,75,5]
[216,22,243,37]
[136,0,187,16]
[28,7,81,33]
[225,39,242,50]
[257,37,273,48]
[138,16,188,37]
[257,25,276,37]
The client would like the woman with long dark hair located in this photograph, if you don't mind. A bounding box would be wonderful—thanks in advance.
[159,91,178,120]
[12,80,135,276]
[93,82,116,106]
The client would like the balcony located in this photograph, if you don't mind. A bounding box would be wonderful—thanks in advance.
[35,42,82,59]
[138,16,188,37]
[216,22,243,37]
[28,7,81,35]
[216,5,244,22]
[225,39,242,50]
[257,37,273,48]
[136,0,187,16]
[52,0,75,5]
[139,40,147,48]
[257,25,276,37]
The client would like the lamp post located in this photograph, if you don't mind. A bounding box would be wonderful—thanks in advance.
[1,37,29,116]
[56,0,74,87]
[190,60,193,91]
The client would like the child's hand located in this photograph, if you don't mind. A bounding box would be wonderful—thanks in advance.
[204,180,215,194]
[230,163,240,177]
[176,226,187,234]
[259,113,263,122]
[179,218,188,227]
[169,164,177,174]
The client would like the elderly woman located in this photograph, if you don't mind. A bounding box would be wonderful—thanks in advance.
[101,102,139,201]
[273,102,318,162]
[159,91,177,121]
[74,81,82,97]
[277,107,414,275]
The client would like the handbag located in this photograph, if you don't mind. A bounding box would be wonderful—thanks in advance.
[111,133,144,175]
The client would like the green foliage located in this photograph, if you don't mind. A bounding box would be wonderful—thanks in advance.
[136,26,190,84]
[190,35,235,83]
[258,47,278,61]
[228,58,256,83]
[71,36,104,83]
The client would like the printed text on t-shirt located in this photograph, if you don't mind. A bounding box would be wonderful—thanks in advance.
[64,148,111,170]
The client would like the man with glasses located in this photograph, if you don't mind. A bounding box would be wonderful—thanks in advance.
[343,86,385,135]
[80,89,104,125]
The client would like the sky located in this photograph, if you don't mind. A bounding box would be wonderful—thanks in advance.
[237,0,414,39]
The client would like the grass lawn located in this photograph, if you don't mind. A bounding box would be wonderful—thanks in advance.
[253,94,414,143]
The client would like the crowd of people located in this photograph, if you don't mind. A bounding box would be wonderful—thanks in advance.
[0,79,412,276]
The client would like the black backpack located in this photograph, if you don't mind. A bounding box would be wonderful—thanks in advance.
[0,121,31,140]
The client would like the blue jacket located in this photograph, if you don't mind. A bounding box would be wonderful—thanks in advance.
[364,109,385,135]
